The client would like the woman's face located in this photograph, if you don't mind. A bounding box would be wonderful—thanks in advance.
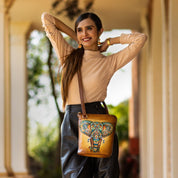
[76,18,103,51]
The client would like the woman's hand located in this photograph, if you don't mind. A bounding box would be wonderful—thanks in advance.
[99,36,122,52]
[99,39,110,52]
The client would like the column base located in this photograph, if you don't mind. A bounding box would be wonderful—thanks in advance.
[0,177,33,178]
[0,175,33,178]
[14,173,34,178]
[0,175,34,178]
[15,176,33,178]
[0,173,10,178]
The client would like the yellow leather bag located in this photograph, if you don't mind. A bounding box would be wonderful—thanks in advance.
[77,70,117,158]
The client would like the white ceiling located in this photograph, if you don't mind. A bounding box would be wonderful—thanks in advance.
[10,0,148,31]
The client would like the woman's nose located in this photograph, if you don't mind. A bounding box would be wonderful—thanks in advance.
[83,29,88,36]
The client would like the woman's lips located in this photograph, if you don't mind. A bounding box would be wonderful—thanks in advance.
[82,37,92,42]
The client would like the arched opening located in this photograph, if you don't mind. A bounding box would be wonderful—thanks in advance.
[26,28,139,177]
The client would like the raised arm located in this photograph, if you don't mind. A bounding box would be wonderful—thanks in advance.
[41,12,75,62]
[41,12,77,41]
[105,32,147,73]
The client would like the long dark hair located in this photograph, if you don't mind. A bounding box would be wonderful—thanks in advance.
[61,12,103,108]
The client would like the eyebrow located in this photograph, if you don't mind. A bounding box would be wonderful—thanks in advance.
[77,25,95,30]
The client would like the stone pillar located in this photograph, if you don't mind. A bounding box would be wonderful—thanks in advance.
[139,8,150,178]
[0,2,8,176]
[151,0,165,177]
[161,2,170,178]
[129,57,139,156]
[10,22,32,178]
[169,0,178,177]
[139,0,168,178]
[0,0,14,177]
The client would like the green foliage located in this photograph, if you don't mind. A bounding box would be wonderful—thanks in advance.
[52,0,94,20]
[27,31,49,103]
[27,30,62,177]
[28,122,61,178]
[27,31,77,177]
[108,100,129,141]
[27,31,76,105]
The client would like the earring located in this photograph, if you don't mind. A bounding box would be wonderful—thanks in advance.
[98,38,101,46]
[78,44,82,48]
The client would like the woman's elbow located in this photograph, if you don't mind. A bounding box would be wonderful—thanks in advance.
[41,12,51,23]
[141,33,148,43]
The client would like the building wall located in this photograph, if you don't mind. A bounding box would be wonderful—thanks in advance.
[139,0,178,178]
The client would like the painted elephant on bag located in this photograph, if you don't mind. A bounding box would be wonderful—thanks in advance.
[79,120,114,152]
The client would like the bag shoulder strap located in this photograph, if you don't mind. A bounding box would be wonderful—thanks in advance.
[77,69,87,117]
[77,69,109,116]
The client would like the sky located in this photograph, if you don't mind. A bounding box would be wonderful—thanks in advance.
[28,29,132,127]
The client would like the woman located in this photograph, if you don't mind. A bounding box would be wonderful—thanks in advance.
[41,12,147,178]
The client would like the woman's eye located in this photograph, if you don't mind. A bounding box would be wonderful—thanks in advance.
[87,27,92,30]
[77,28,82,32]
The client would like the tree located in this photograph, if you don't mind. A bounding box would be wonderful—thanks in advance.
[29,122,60,178]
[27,31,77,177]
[108,100,129,141]
[27,31,63,177]
[27,31,47,104]
[51,0,94,20]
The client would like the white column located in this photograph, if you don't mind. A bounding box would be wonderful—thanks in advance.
[140,0,167,177]
[0,3,7,176]
[139,9,150,178]
[0,1,7,176]
[150,0,165,177]
[145,23,154,178]
[169,0,178,177]
[161,2,170,178]
[10,22,32,177]
[0,0,14,176]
